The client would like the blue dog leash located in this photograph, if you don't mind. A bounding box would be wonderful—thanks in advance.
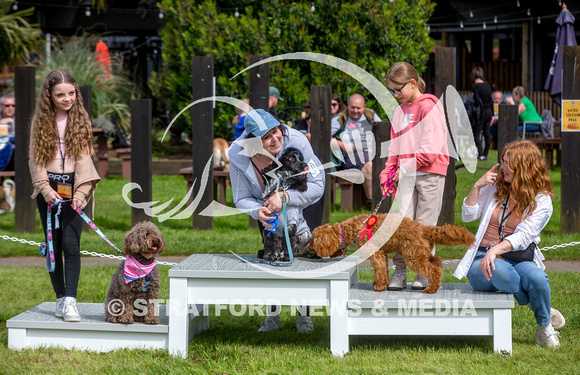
[40,198,123,272]
[242,194,294,267]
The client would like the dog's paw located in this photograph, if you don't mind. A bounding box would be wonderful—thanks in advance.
[423,285,439,294]
[257,249,265,259]
[373,281,387,291]
[117,315,134,324]
[145,316,160,325]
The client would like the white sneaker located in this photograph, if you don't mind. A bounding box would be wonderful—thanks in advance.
[258,315,281,332]
[551,308,566,330]
[412,275,430,290]
[63,299,81,322]
[534,324,560,348]
[296,316,314,333]
[55,297,65,318]
[387,269,407,291]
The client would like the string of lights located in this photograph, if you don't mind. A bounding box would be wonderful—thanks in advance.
[10,1,580,31]
[428,1,579,31]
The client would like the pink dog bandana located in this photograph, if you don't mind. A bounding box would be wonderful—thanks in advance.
[123,255,156,284]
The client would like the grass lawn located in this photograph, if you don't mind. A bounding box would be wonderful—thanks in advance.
[0,148,579,373]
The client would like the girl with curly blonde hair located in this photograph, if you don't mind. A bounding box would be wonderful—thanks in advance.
[454,140,564,348]
[29,69,100,322]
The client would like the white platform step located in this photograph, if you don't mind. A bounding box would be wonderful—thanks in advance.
[8,302,205,353]
[346,282,514,353]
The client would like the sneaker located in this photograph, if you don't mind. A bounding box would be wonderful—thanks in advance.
[478,155,487,161]
[296,316,314,333]
[55,297,65,318]
[412,275,430,290]
[551,308,566,330]
[387,269,407,291]
[534,324,560,348]
[258,315,281,332]
[63,299,81,322]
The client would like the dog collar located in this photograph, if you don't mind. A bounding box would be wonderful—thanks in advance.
[340,225,347,255]
[123,255,156,284]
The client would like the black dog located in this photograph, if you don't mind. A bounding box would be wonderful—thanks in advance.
[261,147,308,199]
[258,147,312,261]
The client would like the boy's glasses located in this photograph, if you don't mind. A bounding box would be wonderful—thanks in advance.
[388,82,408,96]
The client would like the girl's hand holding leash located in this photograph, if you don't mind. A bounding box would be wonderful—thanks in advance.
[380,168,399,198]
[475,163,499,189]
[71,197,82,210]
[45,190,62,205]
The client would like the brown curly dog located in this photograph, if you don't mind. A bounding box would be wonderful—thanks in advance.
[307,214,475,294]
[105,221,165,324]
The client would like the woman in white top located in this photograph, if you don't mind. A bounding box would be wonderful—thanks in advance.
[454,140,564,348]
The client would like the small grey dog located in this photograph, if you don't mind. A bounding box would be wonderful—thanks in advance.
[105,221,165,324]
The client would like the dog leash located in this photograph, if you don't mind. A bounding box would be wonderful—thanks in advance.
[40,198,123,272]
[242,193,294,267]
[354,169,398,243]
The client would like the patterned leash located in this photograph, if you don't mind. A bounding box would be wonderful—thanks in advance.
[241,194,294,267]
[357,169,398,242]
[39,198,123,272]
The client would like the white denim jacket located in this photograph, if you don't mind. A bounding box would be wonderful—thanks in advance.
[453,183,552,279]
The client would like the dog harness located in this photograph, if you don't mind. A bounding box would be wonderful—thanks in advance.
[123,255,157,285]
[40,198,123,272]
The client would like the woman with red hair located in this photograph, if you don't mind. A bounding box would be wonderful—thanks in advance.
[454,140,564,348]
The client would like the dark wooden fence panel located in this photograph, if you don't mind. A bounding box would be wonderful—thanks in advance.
[14,66,36,233]
[561,46,580,234]
[310,86,332,224]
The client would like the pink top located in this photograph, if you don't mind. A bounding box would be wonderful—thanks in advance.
[47,115,75,174]
[379,93,449,186]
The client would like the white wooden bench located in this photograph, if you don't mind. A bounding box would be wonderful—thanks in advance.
[7,302,207,353]
[346,282,514,354]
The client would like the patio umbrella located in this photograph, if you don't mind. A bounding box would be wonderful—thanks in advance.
[544,3,577,106]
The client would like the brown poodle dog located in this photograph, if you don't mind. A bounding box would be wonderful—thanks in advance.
[307,214,475,294]
[105,221,165,324]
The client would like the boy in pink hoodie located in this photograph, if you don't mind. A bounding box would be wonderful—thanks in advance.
[380,62,449,290]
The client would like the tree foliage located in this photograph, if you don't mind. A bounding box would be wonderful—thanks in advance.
[0,0,41,67]
[153,0,435,141]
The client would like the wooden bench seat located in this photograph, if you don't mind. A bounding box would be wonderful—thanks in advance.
[531,138,561,169]
[179,167,229,205]
[331,176,365,212]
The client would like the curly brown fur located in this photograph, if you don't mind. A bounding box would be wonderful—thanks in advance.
[105,221,165,324]
[308,214,475,294]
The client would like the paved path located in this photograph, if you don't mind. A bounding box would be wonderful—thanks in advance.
[1,256,579,271]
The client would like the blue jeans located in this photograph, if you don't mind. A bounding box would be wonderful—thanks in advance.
[467,251,551,325]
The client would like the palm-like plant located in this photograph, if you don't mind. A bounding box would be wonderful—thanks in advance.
[0,0,41,66]
[33,33,140,133]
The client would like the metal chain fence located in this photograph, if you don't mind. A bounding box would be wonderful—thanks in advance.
[2,234,579,269]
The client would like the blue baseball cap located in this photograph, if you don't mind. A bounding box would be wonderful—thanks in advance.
[244,109,281,137]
